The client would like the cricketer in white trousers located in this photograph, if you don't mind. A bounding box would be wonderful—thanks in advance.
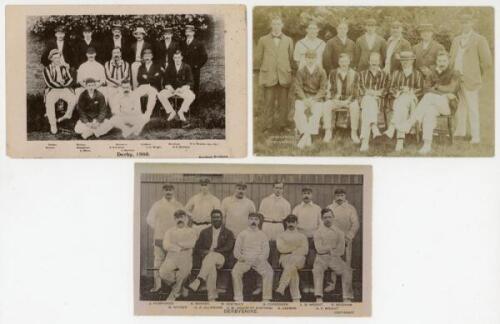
[74,119,114,139]
[159,226,198,300]
[157,86,196,115]
[45,88,76,126]
[359,95,381,141]
[232,228,273,301]
[294,99,323,136]
[312,225,353,300]
[323,99,360,134]
[388,92,418,138]
[197,252,225,301]
[276,229,308,301]
[454,88,479,141]
[131,61,141,89]
[109,92,148,137]
[408,92,452,141]
[134,84,158,119]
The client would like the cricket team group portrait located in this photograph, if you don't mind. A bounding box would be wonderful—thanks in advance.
[137,172,367,305]
[253,6,494,156]
[26,13,226,141]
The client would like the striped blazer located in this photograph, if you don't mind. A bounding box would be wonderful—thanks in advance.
[104,59,131,86]
[389,69,424,99]
[43,63,73,89]
[358,68,390,97]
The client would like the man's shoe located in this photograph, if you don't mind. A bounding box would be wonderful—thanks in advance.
[343,298,353,303]
[323,129,332,142]
[315,296,323,303]
[384,126,395,139]
[297,134,307,149]
[372,125,381,138]
[188,278,201,292]
[419,144,432,155]
[50,124,58,135]
[360,140,369,152]
[252,286,262,296]
[324,282,336,293]
[351,131,360,144]
[150,285,162,293]
[178,111,187,122]
[395,140,404,152]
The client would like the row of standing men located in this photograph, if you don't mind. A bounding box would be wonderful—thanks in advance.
[255,14,492,153]
[146,179,360,302]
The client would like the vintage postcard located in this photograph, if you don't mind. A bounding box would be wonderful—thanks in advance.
[253,6,494,157]
[6,5,246,158]
[134,163,372,316]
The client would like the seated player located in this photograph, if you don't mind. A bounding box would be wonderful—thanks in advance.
[158,210,198,301]
[74,78,113,139]
[323,53,360,144]
[104,47,131,99]
[231,213,274,302]
[188,209,235,301]
[275,214,308,302]
[134,48,161,120]
[384,51,424,152]
[157,50,196,122]
[109,81,148,138]
[75,47,107,100]
[358,52,390,152]
[293,49,327,149]
[42,49,76,134]
[313,208,354,303]
[403,50,460,154]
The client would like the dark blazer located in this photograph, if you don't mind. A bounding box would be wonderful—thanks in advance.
[181,38,208,71]
[323,36,356,72]
[354,34,387,71]
[73,38,102,67]
[162,62,194,89]
[137,62,162,90]
[193,226,235,268]
[155,39,180,66]
[101,36,131,63]
[130,40,153,63]
[385,37,412,73]
[77,90,107,123]
[41,39,75,67]
[413,40,445,72]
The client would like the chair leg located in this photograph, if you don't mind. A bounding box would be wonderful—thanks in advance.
[447,116,453,145]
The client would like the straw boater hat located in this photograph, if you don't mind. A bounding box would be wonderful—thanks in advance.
[185,24,195,32]
[111,22,123,31]
[48,49,60,60]
[163,26,174,34]
[398,51,416,61]
[133,26,147,36]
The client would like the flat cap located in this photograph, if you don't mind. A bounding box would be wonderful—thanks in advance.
[334,188,346,195]
[162,183,175,190]
[185,24,195,31]
[133,26,147,35]
[235,181,247,189]
[86,46,97,54]
[48,49,60,60]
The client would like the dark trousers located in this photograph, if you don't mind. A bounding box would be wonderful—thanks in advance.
[192,68,201,94]
[262,84,289,130]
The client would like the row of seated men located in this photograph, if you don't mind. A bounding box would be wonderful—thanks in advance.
[255,15,492,154]
[43,46,195,137]
[146,179,360,302]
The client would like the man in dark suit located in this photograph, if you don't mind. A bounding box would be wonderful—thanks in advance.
[254,15,294,133]
[130,26,153,89]
[323,20,356,72]
[73,25,102,67]
[383,20,412,74]
[134,48,161,119]
[101,22,130,64]
[155,26,180,67]
[157,50,195,122]
[181,25,208,94]
[41,25,74,68]
[188,209,235,301]
[354,18,386,71]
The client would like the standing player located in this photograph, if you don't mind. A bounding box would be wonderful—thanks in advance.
[221,182,256,236]
[185,178,221,233]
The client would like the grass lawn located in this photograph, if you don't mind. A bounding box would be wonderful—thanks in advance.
[253,74,494,157]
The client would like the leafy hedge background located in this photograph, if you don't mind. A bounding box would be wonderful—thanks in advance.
[253,6,494,52]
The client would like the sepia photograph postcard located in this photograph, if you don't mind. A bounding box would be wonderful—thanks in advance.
[253,6,494,157]
[6,5,247,158]
[134,163,372,316]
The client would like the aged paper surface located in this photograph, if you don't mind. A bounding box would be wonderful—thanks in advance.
[6,5,246,158]
[253,6,494,157]
[134,163,372,316]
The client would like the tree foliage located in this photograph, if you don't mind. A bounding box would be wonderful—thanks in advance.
[29,14,213,42]
[253,6,494,51]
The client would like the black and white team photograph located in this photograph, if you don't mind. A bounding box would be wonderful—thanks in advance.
[26,14,225,141]
[134,164,372,316]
